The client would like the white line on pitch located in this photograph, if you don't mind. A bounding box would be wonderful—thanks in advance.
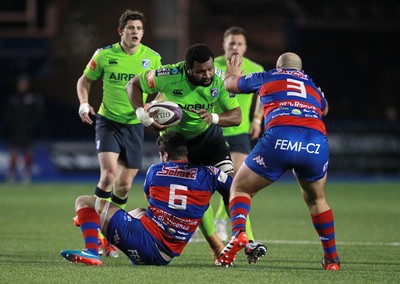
[189,239,400,247]
[260,240,400,247]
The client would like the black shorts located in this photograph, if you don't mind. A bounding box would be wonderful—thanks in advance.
[225,134,251,154]
[187,124,231,166]
[95,114,144,169]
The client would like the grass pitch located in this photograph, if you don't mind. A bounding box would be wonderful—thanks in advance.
[0,180,399,283]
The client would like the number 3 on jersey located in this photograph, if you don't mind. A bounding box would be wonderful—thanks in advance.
[168,184,188,210]
[287,78,306,98]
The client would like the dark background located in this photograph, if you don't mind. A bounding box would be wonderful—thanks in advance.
[0,0,399,175]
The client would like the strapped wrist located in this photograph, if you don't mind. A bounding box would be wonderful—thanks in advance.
[211,113,219,124]
[78,103,90,116]
[135,107,154,127]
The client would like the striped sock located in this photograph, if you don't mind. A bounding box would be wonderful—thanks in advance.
[229,196,251,235]
[77,207,100,256]
[311,209,339,260]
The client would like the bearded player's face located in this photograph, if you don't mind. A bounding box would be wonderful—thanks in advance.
[186,57,214,87]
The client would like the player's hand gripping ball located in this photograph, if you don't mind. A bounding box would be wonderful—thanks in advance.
[147,101,183,127]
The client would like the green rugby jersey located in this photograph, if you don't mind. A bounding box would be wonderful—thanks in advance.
[214,56,263,136]
[84,43,161,124]
[139,61,239,140]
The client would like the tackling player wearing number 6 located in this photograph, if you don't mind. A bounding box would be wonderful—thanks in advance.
[61,133,235,266]
[219,52,340,270]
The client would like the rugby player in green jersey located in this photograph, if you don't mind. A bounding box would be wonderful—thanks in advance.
[76,9,162,257]
[213,26,264,242]
[127,44,266,264]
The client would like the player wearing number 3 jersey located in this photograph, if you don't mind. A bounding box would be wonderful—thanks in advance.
[219,52,340,270]
[61,133,232,266]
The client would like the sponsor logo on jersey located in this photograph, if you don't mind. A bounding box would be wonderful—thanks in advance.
[89,59,97,70]
[173,89,183,96]
[108,59,118,65]
[142,59,150,69]
[210,88,218,98]
[156,68,172,76]
[170,67,179,75]
[155,67,180,76]
[156,165,198,179]
[146,70,155,88]
[180,103,215,111]
[109,72,135,81]
[215,67,225,79]
[291,108,302,115]
[273,68,308,79]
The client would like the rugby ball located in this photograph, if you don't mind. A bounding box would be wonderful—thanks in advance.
[147,101,183,127]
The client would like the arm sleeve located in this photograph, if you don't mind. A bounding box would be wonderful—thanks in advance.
[83,50,102,81]
[238,71,268,94]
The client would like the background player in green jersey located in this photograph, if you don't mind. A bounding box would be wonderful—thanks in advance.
[213,26,264,242]
[76,9,162,257]
[127,44,265,265]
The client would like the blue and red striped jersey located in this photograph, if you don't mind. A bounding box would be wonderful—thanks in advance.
[140,160,231,256]
[237,68,327,135]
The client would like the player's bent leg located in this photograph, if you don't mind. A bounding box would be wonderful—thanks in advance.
[97,152,119,192]
[222,165,273,266]
[112,166,139,209]
[94,197,121,257]
[297,175,340,269]
[62,197,105,265]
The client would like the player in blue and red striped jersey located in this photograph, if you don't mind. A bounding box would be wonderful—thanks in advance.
[218,52,340,270]
[61,132,234,266]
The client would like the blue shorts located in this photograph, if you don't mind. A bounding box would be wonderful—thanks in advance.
[95,114,144,169]
[106,210,171,266]
[245,126,329,182]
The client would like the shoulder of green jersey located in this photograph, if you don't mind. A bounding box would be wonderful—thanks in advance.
[214,56,225,64]
[142,45,161,58]
[91,44,115,58]
[214,66,226,80]
[98,44,114,51]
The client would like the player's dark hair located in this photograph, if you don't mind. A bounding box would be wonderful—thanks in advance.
[223,26,247,39]
[185,44,214,68]
[157,132,188,160]
[119,9,146,29]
